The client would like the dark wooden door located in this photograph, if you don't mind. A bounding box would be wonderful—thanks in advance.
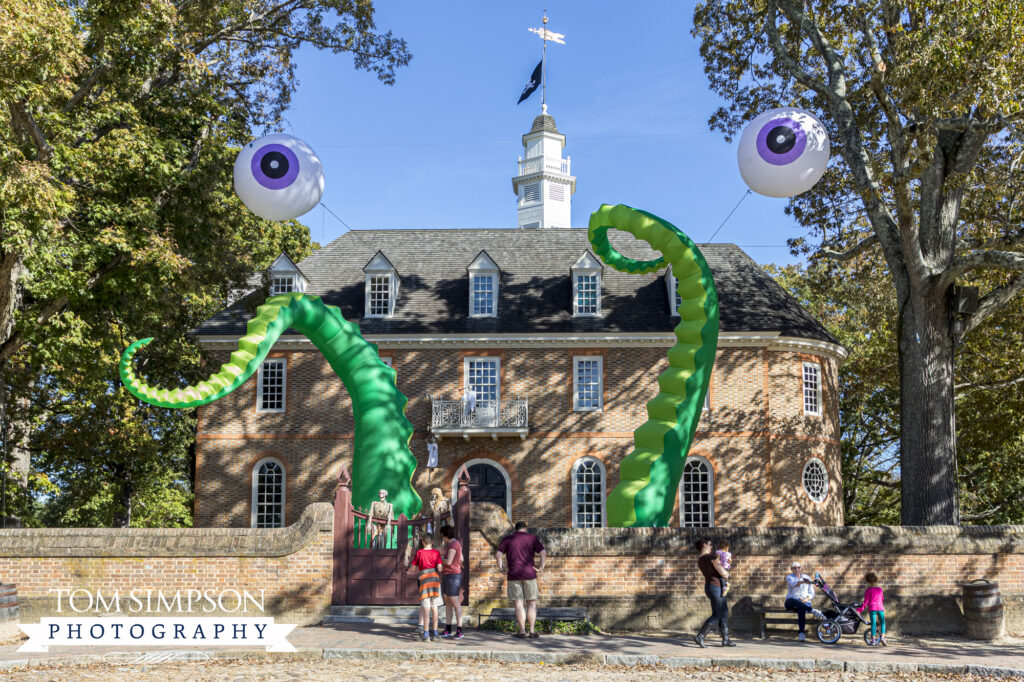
[467,463,507,511]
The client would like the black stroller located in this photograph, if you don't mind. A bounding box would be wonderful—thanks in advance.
[812,572,871,644]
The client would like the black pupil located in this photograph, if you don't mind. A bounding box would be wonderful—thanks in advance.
[766,126,796,154]
[260,151,289,179]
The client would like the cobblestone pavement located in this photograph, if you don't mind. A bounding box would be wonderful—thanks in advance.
[0,658,1007,681]
[1,625,1021,677]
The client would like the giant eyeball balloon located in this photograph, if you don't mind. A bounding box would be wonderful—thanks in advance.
[233,134,324,220]
[737,108,830,198]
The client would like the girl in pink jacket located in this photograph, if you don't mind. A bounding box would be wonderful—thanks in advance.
[856,572,886,645]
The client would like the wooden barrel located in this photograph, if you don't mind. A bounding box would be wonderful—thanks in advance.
[963,579,1004,640]
[0,583,18,623]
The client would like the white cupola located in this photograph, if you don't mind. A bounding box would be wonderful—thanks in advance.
[511,105,576,229]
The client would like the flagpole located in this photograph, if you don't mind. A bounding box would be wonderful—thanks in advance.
[541,9,547,111]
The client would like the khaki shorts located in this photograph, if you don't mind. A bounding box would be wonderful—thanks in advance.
[507,579,539,602]
[420,596,443,609]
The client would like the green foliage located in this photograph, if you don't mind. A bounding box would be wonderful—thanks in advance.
[0,0,409,526]
[693,1,1024,524]
[770,261,1024,525]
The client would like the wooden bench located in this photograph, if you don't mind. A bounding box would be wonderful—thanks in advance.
[752,605,808,639]
[478,607,589,633]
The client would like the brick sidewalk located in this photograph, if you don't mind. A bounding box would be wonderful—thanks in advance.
[1,624,1022,676]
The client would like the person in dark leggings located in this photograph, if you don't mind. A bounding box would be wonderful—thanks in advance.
[694,538,736,647]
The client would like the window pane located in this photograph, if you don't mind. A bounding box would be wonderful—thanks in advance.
[573,459,603,528]
[575,358,601,410]
[271,275,294,295]
[369,275,391,316]
[680,459,713,527]
[803,363,821,414]
[472,275,494,316]
[259,360,285,411]
[467,359,498,401]
[255,461,284,528]
[803,460,828,502]
[575,274,599,315]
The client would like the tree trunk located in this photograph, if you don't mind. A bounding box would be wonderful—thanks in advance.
[898,285,959,525]
[113,466,133,528]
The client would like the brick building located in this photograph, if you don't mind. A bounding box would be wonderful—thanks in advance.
[191,112,846,529]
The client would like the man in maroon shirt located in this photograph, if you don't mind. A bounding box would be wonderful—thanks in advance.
[495,521,547,638]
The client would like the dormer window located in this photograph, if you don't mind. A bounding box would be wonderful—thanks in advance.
[271,274,295,295]
[364,251,398,318]
[571,251,602,317]
[267,253,308,296]
[468,251,500,318]
[666,266,682,317]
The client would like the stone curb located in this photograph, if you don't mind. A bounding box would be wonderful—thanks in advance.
[0,646,1022,678]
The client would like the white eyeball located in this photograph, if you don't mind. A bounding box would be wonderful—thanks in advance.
[233,134,325,220]
[737,108,830,198]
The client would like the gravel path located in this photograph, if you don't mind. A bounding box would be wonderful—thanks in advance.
[0,658,1004,681]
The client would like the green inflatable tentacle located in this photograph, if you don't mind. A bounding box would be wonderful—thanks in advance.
[119,292,421,517]
[589,204,719,527]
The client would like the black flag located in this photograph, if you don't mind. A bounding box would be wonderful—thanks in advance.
[517,60,542,104]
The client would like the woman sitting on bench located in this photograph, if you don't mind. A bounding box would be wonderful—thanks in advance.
[784,560,824,642]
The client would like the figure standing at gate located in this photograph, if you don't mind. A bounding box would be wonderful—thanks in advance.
[369,488,394,549]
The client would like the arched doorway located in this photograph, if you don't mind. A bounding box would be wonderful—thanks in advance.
[453,459,510,516]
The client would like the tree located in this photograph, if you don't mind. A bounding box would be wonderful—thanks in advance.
[771,259,1024,525]
[693,1,1024,524]
[1,0,410,525]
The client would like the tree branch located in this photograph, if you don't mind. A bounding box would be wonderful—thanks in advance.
[941,249,1024,290]
[0,253,126,365]
[62,64,110,113]
[8,103,53,163]
[818,234,879,260]
[955,372,1024,395]
[959,272,1024,339]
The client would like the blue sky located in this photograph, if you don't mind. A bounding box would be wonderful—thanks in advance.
[282,1,804,265]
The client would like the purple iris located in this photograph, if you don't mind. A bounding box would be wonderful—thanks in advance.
[755,117,807,166]
[251,143,300,190]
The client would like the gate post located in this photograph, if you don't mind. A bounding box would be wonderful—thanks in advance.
[332,466,353,606]
[456,464,471,607]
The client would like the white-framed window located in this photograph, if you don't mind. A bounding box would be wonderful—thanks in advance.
[521,182,540,204]
[573,356,603,411]
[802,458,829,503]
[574,273,601,316]
[549,184,565,201]
[803,362,822,415]
[366,274,392,317]
[679,456,714,527]
[270,274,296,295]
[471,273,496,317]
[251,457,285,528]
[464,357,500,403]
[379,356,392,368]
[704,389,710,411]
[257,358,286,412]
[571,457,606,528]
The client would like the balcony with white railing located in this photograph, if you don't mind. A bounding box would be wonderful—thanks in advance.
[430,398,529,439]
[517,156,571,176]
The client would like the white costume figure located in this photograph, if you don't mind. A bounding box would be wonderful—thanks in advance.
[368,488,394,549]
[428,487,452,543]
[464,387,477,416]
[426,435,439,469]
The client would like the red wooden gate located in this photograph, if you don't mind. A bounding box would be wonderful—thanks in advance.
[332,466,471,606]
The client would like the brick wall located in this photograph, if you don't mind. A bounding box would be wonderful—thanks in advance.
[0,504,334,625]
[468,514,1024,635]
[2,502,1022,637]
[195,344,842,528]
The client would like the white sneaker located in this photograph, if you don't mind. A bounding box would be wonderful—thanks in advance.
[798,632,806,642]
[811,609,824,619]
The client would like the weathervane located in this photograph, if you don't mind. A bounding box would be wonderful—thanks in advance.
[527,10,565,112]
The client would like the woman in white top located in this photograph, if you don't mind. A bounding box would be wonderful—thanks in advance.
[784,560,824,641]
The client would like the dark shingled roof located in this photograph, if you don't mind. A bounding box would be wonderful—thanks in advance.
[194,228,839,345]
